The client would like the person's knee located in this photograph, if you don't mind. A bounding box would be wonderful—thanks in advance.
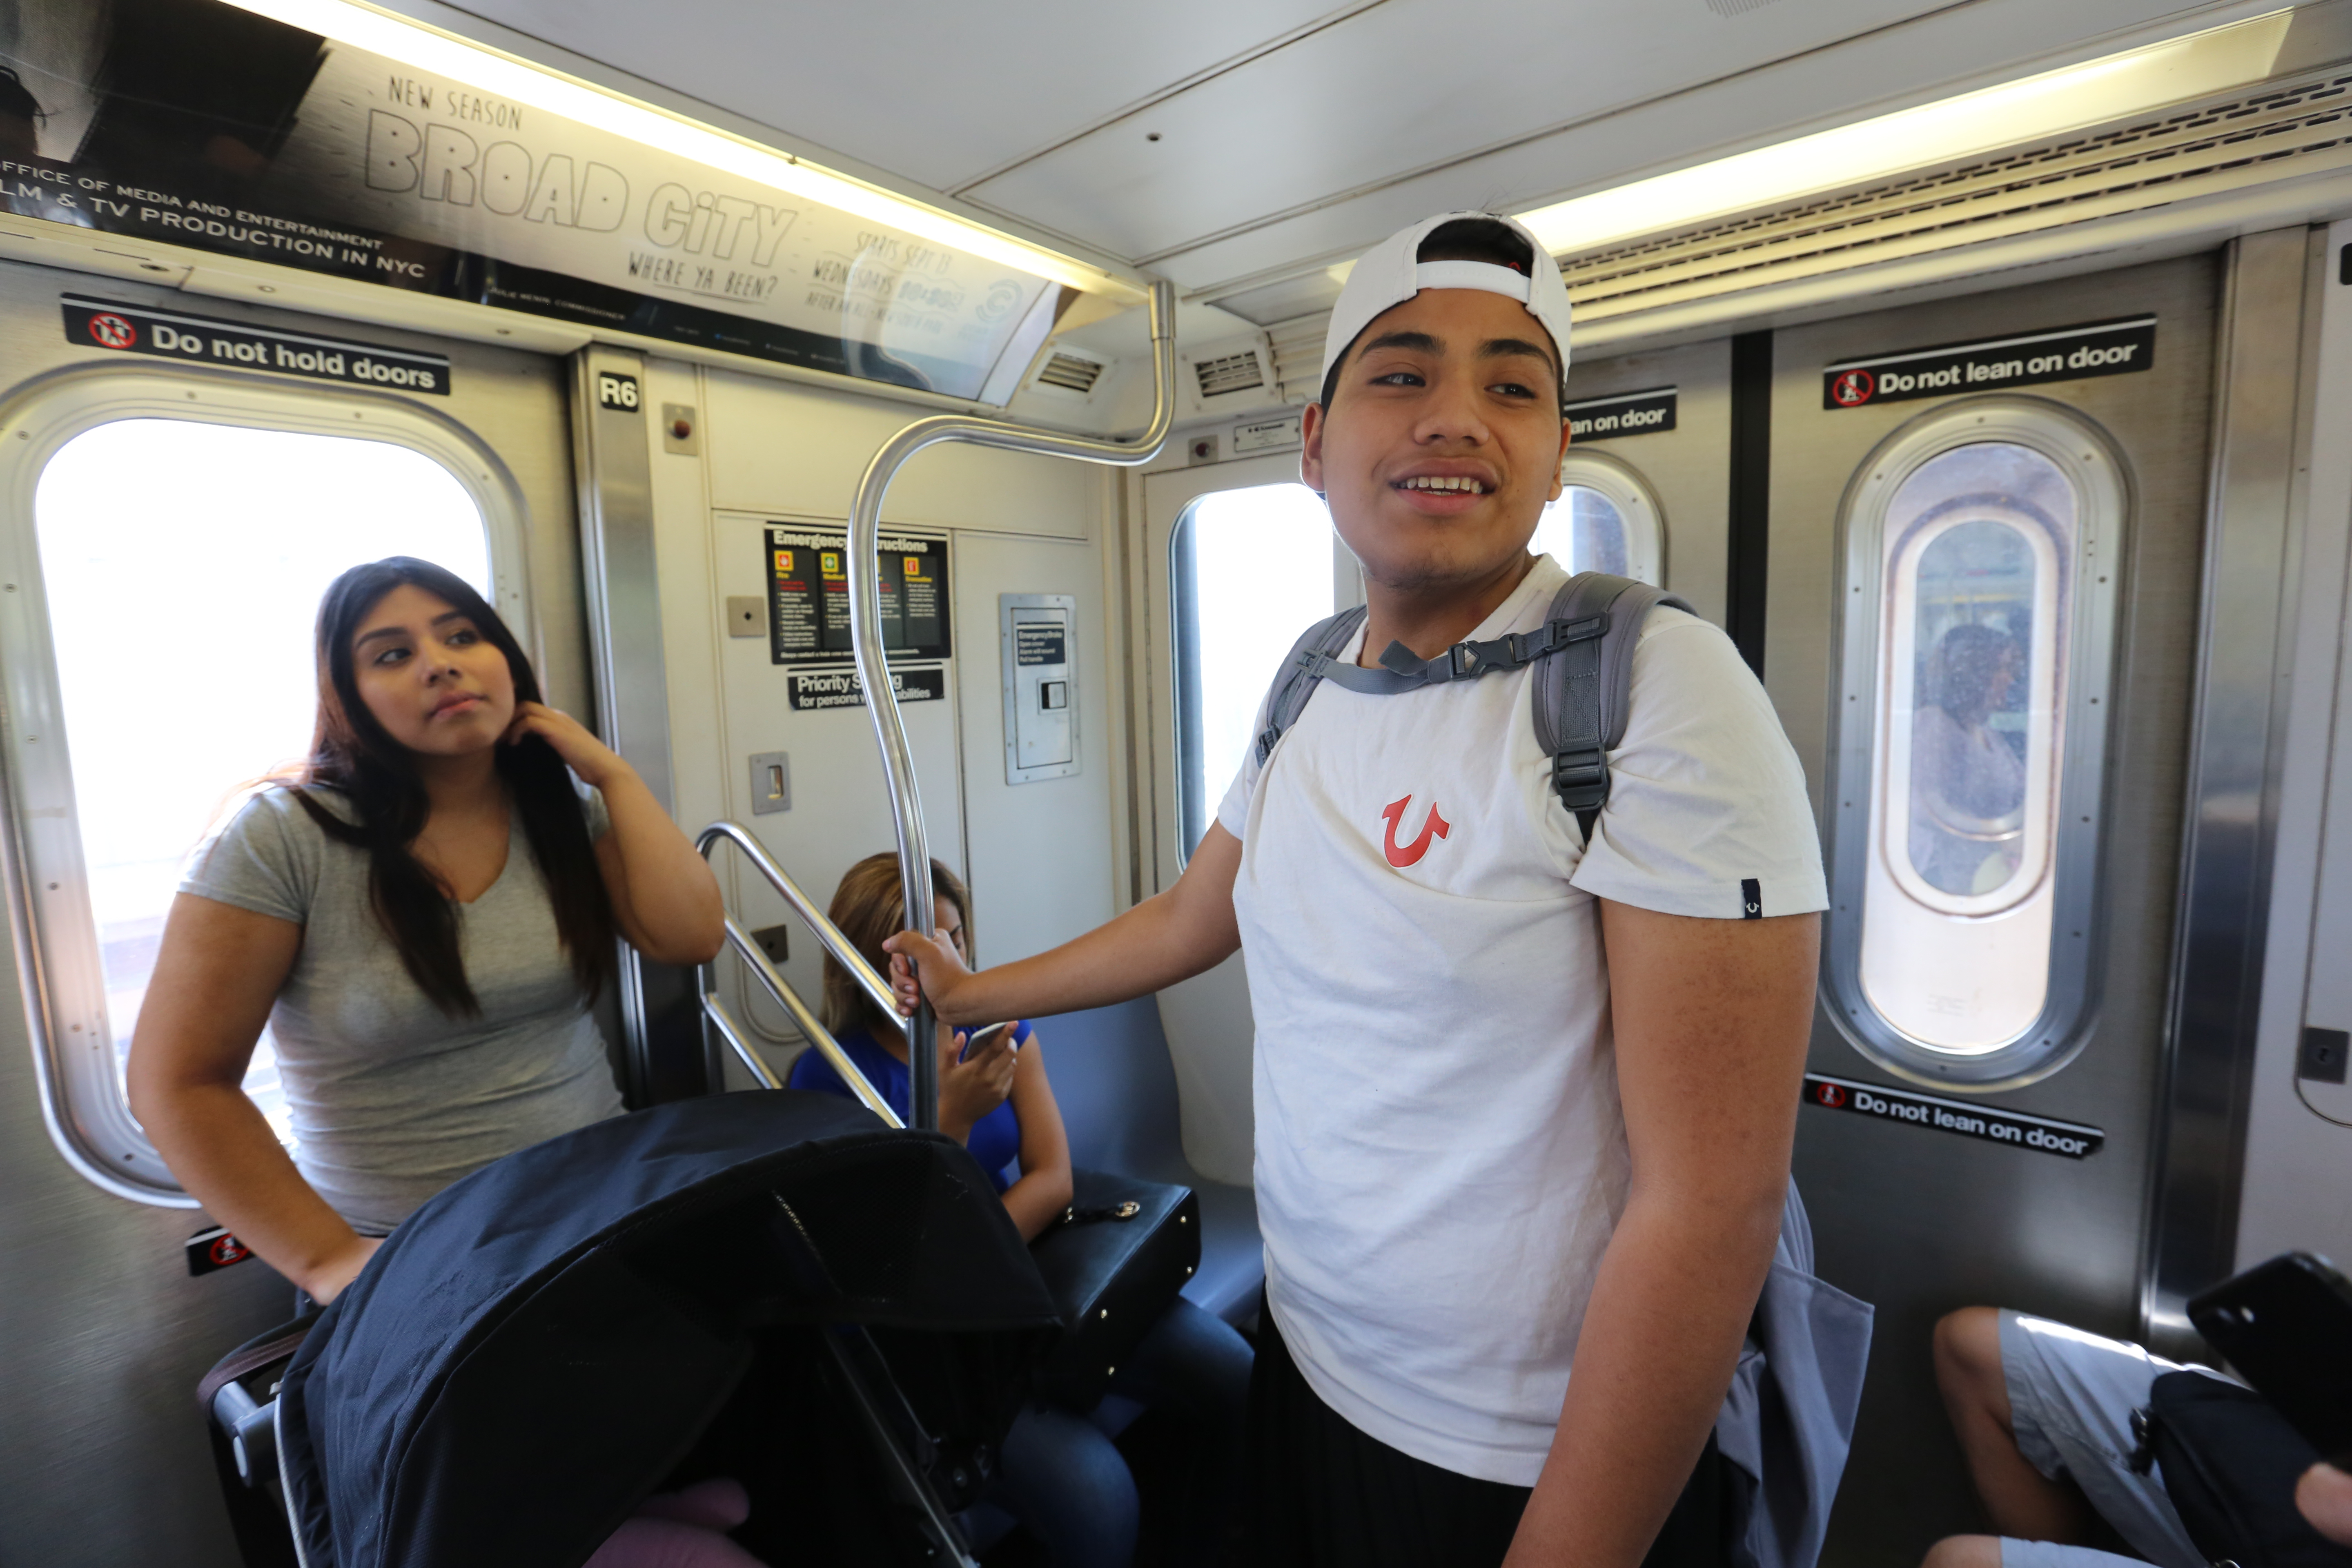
[1922,1534,2005,1568]
[1935,1306,2007,1407]
[998,1405,1140,1557]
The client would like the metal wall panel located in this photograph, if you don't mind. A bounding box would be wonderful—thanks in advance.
[1762,252,2218,1566]
[0,255,580,1565]
[1561,338,1733,626]
[2146,229,2317,1349]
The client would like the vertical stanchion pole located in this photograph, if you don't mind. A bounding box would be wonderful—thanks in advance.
[844,281,1175,1131]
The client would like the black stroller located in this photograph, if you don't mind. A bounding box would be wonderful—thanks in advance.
[200,1089,1066,1568]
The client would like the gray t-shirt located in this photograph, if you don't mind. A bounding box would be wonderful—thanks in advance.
[179,785,625,1233]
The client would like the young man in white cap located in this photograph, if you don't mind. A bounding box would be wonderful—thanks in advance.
[889,211,1826,1566]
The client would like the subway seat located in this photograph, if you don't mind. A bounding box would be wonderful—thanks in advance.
[1039,994,1263,1331]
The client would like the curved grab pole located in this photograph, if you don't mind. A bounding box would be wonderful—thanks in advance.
[847,279,1177,1131]
[697,820,903,1032]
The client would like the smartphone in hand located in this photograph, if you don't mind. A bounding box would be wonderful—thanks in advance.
[955,1020,1014,1064]
[2188,1251,2352,1467]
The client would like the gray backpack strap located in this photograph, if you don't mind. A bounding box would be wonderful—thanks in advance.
[1254,605,1370,764]
[1531,572,1697,842]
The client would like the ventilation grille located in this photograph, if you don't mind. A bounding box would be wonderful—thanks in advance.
[1036,352,1105,394]
[1193,350,1268,398]
[1267,315,1328,404]
[1557,64,2352,323]
[1706,0,1785,13]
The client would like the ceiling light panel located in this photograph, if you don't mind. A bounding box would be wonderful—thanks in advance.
[1518,9,2295,255]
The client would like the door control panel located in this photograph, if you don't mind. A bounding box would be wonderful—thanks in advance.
[1000,593,1078,784]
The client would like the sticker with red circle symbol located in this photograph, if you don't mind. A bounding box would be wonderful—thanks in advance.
[1829,369,1875,408]
[1800,1071,2105,1158]
[186,1224,256,1276]
[85,312,137,350]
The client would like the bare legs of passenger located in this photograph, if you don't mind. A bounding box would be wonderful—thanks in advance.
[1924,1307,2097,1565]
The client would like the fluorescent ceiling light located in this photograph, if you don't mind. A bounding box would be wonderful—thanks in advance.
[218,0,1148,304]
[1519,9,2295,256]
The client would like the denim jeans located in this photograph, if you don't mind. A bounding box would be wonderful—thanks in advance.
[992,1296,1254,1568]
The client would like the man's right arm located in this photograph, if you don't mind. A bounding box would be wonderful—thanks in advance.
[886,822,1243,1025]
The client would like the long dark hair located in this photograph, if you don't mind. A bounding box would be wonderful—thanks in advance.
[289,557,616,1016]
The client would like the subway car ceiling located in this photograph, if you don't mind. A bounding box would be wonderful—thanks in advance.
[17,1,2352,1566]
[15,0,2352,425]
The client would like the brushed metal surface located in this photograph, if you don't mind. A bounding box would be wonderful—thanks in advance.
[2145,229,2316,1355]
[0,255,582,1564]
[570,345,705,1106]
[1561,338,1733,626]
[1764,252,2218,1567]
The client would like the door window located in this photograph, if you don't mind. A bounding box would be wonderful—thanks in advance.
[1826,406,2122,1087]
[1169,482,1335,857]
[1537,453,1664,583]
[10,392,511,1202]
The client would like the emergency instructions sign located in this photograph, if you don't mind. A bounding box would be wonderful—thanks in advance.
[61,294,452,394]
[765,526,950,667]
[1822,316,2155,410]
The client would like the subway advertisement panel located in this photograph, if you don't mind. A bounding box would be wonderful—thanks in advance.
[0,0,1067,399]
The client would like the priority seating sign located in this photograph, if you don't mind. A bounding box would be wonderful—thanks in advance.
[1821,316,2155,410]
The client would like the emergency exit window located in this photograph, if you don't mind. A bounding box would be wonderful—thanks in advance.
[34,418,492,1148]
[1170,482,1336,857]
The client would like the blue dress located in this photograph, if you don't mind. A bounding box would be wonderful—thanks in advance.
[785,1021,1031,1190]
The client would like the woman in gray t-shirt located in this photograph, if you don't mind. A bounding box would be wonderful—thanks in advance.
[127,557,723,1305]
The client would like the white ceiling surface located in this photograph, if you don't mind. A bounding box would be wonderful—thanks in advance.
[454,0,2281,302]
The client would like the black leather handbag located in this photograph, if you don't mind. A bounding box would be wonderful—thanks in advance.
[1025,1169,1200,1409]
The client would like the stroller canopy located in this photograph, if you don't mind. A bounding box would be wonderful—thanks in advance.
[278,1090,1062,1568]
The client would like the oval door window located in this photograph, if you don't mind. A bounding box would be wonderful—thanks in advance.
[1864,443,2070,1050]
[1826,404,2122,1088]
[1538,453,1664,584]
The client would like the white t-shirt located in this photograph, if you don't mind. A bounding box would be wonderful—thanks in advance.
[1216,553,1826,1486]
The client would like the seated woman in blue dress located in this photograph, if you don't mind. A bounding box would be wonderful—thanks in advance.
[788,853,1251,1568]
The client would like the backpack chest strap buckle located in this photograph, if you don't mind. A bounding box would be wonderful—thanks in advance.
[1550,749,1608,808]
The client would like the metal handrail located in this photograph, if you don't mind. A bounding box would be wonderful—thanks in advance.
[846,278,1177,1131]
[695,822,904,1129]
[697,820,902,1031]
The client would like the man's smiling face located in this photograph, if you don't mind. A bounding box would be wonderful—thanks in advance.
[1301,286,1571,597]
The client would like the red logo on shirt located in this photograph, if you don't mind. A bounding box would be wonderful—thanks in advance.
[1380,795,1451,868]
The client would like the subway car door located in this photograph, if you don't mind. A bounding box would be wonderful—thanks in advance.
[0,261,590,1564]
[1140,448,1344,1188]
[1761,252,2224,1564]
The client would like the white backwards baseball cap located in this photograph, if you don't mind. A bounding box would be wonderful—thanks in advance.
[1319,210,1572,405]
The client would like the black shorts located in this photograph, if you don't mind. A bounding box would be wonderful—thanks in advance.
[1243,1295,1728,1568]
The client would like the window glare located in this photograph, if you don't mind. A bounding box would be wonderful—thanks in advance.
[1535,486,1630,576]
[1175,483,1334,851]
[36,419,491,1140]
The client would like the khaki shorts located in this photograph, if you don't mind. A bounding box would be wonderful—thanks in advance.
[1994,1310,2234,1568]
